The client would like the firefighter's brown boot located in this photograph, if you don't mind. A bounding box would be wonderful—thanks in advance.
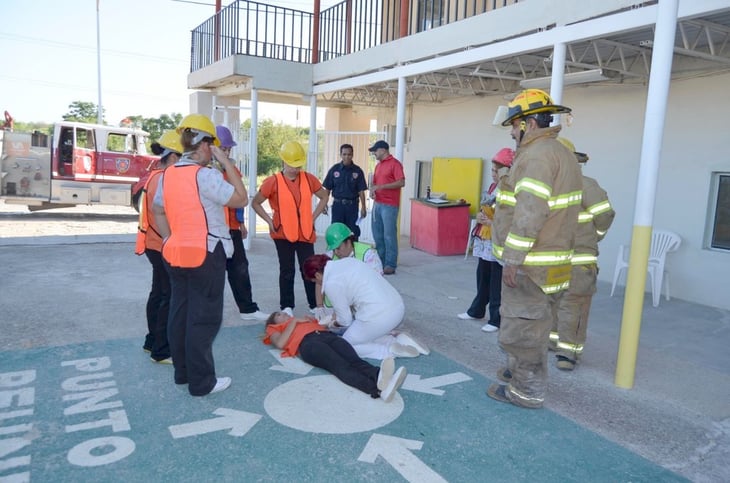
[556,355,576,371]
[496,367,512,383]
[486,383,511,404]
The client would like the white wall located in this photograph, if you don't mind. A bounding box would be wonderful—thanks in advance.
[383,72,729,309]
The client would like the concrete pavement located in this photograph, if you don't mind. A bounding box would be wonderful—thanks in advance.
[0,219,728,481]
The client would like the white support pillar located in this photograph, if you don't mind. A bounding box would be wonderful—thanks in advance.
[395,76,406,161]
[308,95,318,175]
[615,0,679,389]
[245,88,259,250]
[549,42,566,126]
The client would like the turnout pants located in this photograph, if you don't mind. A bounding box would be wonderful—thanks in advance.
[552,264,597,361]
[499,272,562,408]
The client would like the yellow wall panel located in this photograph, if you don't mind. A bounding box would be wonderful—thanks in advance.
[432,157,482,216]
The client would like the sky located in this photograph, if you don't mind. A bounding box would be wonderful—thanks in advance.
[1,0,339,126]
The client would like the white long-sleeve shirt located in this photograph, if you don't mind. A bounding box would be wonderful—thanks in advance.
[322,257,404,327]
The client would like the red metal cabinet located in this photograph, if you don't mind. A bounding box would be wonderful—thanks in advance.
[410,199,470,256]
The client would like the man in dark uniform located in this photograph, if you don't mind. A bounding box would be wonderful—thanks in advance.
[323,143,368,239]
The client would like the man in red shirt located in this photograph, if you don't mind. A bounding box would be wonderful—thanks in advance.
[369,140,405,275]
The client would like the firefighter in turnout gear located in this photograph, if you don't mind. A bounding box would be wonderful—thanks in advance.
[550,138,615,371]
[487,89,583,409]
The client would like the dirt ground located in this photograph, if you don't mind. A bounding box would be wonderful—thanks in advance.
[0,200,138,238]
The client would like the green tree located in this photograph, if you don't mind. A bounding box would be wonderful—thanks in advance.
[243,118,308,175]
[122,113,182,142]
[62,101,104,124]
[12,121,53,136]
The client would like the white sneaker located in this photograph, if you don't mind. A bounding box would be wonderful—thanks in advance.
[282,307,294,317]
[381,367,407,403]
[150,357,173,365]
[395,332,430,355]
[209,377,231,394]
[389,343,419,358]
[481,323,499,333]
[377,357,395,391]
[240,310,269,321]
[458,312,482,320]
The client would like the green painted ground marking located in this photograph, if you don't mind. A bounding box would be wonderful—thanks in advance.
[0,325,686,482]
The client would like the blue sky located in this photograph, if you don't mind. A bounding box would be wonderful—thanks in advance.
[1,0,337,124]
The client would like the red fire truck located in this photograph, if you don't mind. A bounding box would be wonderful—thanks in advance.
[0,121,158,211]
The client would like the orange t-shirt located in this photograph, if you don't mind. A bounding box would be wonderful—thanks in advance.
[258,171,322,243]
[263,317,325,358]
[224,166,244,230]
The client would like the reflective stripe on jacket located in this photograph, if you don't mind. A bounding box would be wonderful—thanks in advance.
[161,164,208,268]
[135,170,164,255]
[571,175,615,266]
[492,126,583,294]
[275,172,314,243]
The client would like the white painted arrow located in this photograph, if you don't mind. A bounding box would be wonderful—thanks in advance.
[401,372,472,396]
[168,408,262,439]
[359,433,447,483]
[268,349,313,375]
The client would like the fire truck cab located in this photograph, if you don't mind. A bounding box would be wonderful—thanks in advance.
[1,121,157,210]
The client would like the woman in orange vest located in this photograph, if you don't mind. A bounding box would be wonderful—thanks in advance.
[251,140,329,314]
[135,130,181,363]
[151,114,248,397]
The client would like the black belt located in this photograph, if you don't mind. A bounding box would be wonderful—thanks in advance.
[333,198,358,204]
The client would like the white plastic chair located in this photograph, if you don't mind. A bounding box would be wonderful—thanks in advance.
[609,229,681,307]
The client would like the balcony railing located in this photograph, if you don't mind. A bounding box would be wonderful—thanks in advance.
[190,0,519,72]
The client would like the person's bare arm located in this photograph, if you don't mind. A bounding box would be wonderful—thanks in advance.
[312,187,329,220]
[372,178,405,191]
[268,318,300,349]
[251,191,275,232]
[211,146,248,208]
[359,190,367,218]
[152,204,170,239]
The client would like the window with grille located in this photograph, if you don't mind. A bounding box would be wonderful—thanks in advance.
[707,173,730,250]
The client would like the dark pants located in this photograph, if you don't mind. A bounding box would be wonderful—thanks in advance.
[273,239,317,310]
[298,331,379,397]
[332,199,360,239]
[166,243,226,396]
[226,229,259,314]
[144,249,171,360]
[467,259,503,327]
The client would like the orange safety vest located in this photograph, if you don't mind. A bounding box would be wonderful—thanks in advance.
[275,172,314,243]
[161,164,209,268]
[223,168,242,231]
[135,170,164,254]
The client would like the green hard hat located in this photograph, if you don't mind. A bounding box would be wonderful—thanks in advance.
[326,223,353,250]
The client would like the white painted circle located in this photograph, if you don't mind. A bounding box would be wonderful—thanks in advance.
[264,375,403,433]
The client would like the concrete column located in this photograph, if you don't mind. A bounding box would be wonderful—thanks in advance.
[615,0,679,389]
[245,88,258,250]
[549,42,566,126]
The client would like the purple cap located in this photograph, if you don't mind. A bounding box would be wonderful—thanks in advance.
[215,125,237,148]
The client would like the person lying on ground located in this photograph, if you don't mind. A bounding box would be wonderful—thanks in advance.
[263,311,407,402]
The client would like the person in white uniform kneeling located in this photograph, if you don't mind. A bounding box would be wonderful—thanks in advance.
[302,254,429,360]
